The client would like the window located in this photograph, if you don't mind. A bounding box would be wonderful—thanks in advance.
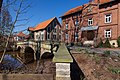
[104,29,111,38]
[75,32,78,40]
[110,4,112,7]
[88,18,93,26]
[53,35,56,40]
[59,35,61,40]
[53,28,56,33]
[47,33,50,39]
[75,32,78,37]
[36,34,39,40]
[66,33,68,40]
[48,27,51,32]
[41,34,44,40]
[88,6,93,12]
[66,24,68,29]
[105,14,111,23]
[75,19,79,26]
[105,5,107,9]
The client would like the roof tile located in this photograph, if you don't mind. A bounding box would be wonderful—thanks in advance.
[29,17,55,31]
[17,32,25,37]
[62,0,111,17]
[63,6,83,16]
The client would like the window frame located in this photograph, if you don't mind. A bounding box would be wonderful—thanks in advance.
[104,29,111,38]
[75,19,79,26]
[47,33,50,40]
[41,34,44,40]
[66,24,68,29]
[53,28,57,33]
[88,6,93,12]
[105,14,112,23]
[88,18,93,26]
[66,33,68,40]
[53,34,56,40]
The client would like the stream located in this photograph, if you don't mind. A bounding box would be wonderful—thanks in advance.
[0,54,23,70]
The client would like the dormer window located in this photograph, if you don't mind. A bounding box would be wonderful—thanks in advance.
[88,18,93,26]
[66,24,68,29]
[88,6,93,12]
[105,14,111,23]
[105,5,107,9]
[110,4,112,7]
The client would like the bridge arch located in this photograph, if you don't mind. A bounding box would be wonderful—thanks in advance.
[41,52,54,59]
[17,46,22,51]
[24,46,35,63]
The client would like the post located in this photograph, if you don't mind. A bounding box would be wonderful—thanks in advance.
[36,41,40,61]
[53,43,73,80]
[35,36,41,70]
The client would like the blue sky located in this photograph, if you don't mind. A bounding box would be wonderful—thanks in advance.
[11,0,89,33]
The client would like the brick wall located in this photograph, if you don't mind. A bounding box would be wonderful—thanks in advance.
[61,1,120,43]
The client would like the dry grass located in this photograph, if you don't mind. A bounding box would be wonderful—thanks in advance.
[72,52,120,80]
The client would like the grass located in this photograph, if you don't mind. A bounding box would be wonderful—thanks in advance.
[108,67,120,74]
[76,48,85,52]
[118,54,120,58]
[104,50,110,57]
[94,56,100,64]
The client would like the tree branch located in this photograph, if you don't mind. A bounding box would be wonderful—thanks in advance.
[0,0,24,63]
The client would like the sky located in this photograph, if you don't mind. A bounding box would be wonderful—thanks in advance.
[9,0,89,33]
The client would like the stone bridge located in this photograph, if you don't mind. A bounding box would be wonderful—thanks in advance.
[16,41,59,61]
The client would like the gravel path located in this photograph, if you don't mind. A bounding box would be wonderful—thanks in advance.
[70,46,120,56]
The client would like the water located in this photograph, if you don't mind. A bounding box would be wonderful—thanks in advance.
[0,54,23,70]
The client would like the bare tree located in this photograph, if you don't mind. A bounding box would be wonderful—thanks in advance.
[0,0,30,63]
[0,0,3,11]
[0,5,12,50]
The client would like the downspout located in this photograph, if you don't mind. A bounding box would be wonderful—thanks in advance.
[117,2,119,38]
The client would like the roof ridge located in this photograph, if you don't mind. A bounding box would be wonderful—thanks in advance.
[61,0,111,17]
[30,17,56,31]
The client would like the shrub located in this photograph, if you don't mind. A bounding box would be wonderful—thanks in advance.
[97,38,103,48]
[94,56,100,64]
[75,42,82,46]
[103,38,111,48]
[117,36,120,47]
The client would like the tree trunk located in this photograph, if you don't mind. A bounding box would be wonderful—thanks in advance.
[0,0,3,11]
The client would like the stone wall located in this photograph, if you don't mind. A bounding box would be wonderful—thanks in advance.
[56,63,71,80]
[0,74,53,80]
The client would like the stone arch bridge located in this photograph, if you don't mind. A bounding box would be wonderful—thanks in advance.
[16,41,59,61]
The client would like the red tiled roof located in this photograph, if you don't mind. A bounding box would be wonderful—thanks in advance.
[63,6,83,16]
[28,27,35,31]
[99,0,111,4]
[24,35,30,39]
[17,32,25,37]
[62,0,111,17]
[29,17,55,31]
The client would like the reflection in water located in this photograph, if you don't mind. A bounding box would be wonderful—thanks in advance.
[1,54,23,70]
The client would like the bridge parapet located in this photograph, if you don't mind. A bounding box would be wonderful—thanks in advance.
[53,43,73,80]
[16,41,59,61]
